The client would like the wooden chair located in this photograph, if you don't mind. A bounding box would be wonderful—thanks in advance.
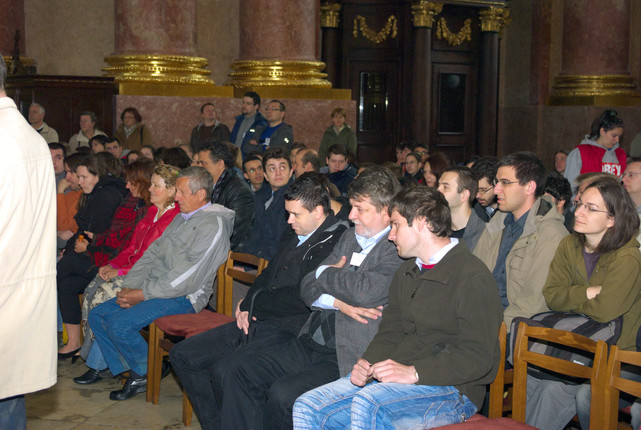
[511,321,608,428]
[488,321,513,418]
[145,251,267,426]
[604,345,641,430]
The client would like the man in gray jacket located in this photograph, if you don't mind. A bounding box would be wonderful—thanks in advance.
[89,166,233,401]
[215,166,404,430]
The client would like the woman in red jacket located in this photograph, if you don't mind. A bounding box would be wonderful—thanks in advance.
[73,164,181,383]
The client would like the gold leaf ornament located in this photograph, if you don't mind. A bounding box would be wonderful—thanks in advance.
[353,15,398,44]
[436,18,472,47]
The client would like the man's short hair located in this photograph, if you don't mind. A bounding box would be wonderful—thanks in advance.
[243,154,263,172]
[300,149,320,172]
[63,152,85,172]
[270,99,286,112]
[290,142,307,153]
[470,156,498,182]
[348,166,401,211]
[395,141,417,151]
[200,102,215,114]
[0,54,6,89]
[498,152,546,197]
[161,147,192,169]
[244,91,261,107]
[105,136,120,147]
[284,172,331,215]
[389,186,451,238]
[79,111,98,123]
[263,147,291,169]
[443,166,477,204]
[48,142,66,157]
[331,107,346,118]
[178,166,214,202]
[89,134,108,148]
[544,174,572,210]
[195,140,235,169]
[327,144,348,158]
[31,103,45,114]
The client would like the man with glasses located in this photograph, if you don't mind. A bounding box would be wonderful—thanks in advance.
[474,152,567,330]
[239,147,294,261]
[471,156,499,221]
[243,99,294,158]
[231,91,267,157]
[243,154,265,192]
[622,157,641,214]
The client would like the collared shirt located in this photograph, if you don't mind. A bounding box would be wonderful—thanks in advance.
[492,210,529,308]
[313,225,391,309]
[414,238,458,270]
[297,226,319,247]
[180,202,211,221]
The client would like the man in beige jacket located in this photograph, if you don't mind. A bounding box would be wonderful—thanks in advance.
[0,55,57,428]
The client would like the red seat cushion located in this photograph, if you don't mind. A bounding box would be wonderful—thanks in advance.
[155,309,234,338]
[439,416,538,429]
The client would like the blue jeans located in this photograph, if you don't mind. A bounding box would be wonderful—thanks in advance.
[0,396,25,430]
[86,342,108,371]
[89,296,194,376]
[293,376,477,430]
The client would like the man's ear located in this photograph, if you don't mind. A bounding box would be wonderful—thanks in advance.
[461,189,471,205]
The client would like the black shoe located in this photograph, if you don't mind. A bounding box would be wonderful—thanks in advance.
[109,376,147,401]
[58,348,80,360]
[73,368,104,385]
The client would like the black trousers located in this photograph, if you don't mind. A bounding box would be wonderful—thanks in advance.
[57,251,98,324]
[215,336,339,430]
[170,321,301,430]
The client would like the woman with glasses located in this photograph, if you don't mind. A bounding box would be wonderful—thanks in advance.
[525,178,641,430]
[564,109,626,192]
[114,107,152,151]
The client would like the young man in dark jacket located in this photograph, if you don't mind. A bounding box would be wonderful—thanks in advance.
[170,173,349,430]
[294,186,503,429]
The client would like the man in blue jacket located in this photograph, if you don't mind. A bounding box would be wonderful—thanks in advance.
[230,91,267,157]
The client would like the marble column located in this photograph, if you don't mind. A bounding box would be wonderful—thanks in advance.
[227,0,330,88]
[410,1,442,146]
[550,0,638,104]
[103,0,214,87]
[477,7,509,156]
[320,2,341,88]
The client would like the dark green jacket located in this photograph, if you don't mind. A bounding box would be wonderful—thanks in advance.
[362,243,503,408]
[543,235,641,351]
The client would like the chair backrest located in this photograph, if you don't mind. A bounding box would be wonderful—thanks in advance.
[216,251,268,317]
[604,346,641,429]
[512,321,608,428]
[488,321,513,418]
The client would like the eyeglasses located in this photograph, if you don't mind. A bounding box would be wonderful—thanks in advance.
[477,186,494,194]
[415,151,428,156]
[247,167,263,174]
[622,172,641,179]
[576,199,610,215]
[495,179,520,187]
[265,107,282,112]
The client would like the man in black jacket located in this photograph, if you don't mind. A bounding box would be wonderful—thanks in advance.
[170,173,349,430]
[193,140,254,250]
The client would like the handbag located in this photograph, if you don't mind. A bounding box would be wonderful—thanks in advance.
[508,311,622,383]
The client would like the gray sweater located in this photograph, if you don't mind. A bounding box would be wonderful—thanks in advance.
[123,203,234,312]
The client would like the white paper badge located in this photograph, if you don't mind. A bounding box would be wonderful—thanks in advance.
[350,252,366,267]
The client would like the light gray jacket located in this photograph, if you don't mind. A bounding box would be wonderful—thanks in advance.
[300,227,404,376]
[124,203,234,312]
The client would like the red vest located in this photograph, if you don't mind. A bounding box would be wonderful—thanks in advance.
[577,144,626,177]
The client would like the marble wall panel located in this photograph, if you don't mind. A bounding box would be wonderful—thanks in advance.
[115,95,356,152]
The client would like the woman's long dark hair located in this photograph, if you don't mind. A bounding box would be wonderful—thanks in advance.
[577,178,639,253]
[588,109,624,140]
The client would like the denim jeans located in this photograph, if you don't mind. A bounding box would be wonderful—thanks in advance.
[0,396,25,430]
[293,376,477,430]
[86,342,108,371]
[89,296,194,377]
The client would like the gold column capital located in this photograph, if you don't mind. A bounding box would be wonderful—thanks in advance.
[321,2,342,28]
[479,6,510,32]
[411,2,443,28]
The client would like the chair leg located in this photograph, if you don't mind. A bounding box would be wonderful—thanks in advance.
[182,390,193,426]
[146,323,161,403]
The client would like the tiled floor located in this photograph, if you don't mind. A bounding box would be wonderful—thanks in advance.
[26,357,200,429]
